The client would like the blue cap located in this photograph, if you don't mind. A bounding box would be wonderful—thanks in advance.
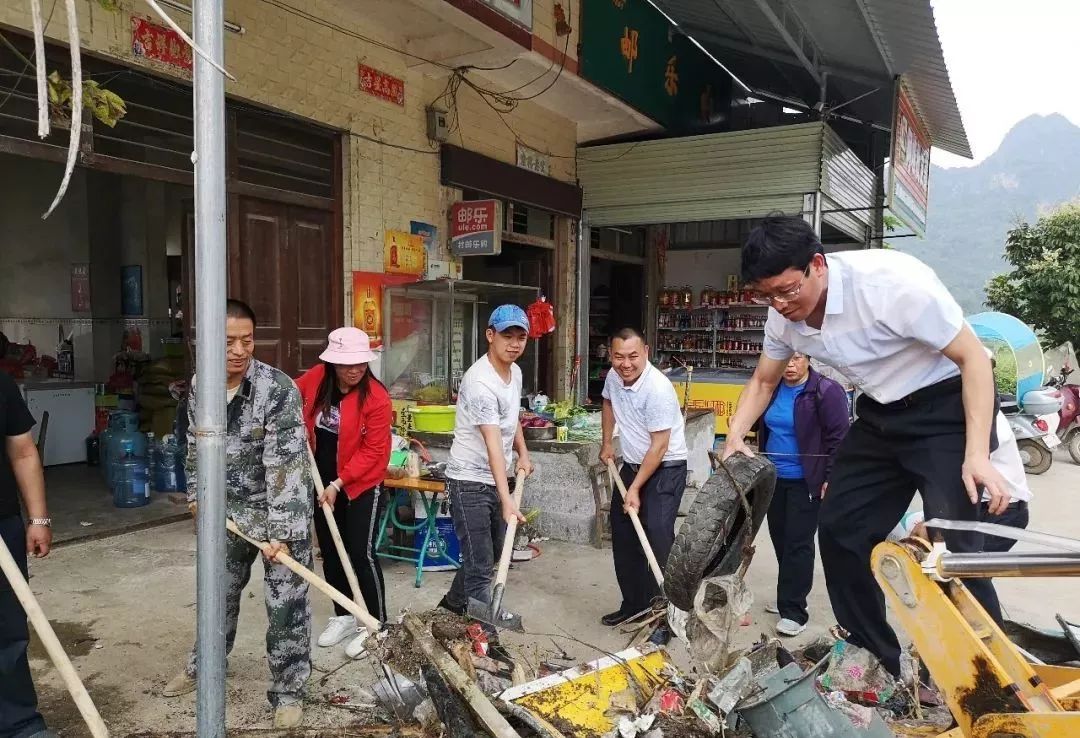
[488,304,530,333]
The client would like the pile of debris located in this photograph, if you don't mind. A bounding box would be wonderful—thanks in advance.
[325,607,959,737]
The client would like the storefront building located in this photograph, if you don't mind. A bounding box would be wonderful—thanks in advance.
[572,0,970,428]
[0,0,654,533]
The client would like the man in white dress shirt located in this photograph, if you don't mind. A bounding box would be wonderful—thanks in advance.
[600,328,688,644]
[722,215,1010,679]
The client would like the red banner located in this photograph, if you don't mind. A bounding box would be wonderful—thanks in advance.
[131,17,193,71]
[358,64,405,106]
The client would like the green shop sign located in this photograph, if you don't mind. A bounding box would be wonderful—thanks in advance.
[580,0,731,130]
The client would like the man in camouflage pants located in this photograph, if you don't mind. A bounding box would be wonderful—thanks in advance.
[162,299,313,729]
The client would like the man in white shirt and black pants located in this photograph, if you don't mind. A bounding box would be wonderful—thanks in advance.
[600,328,688,645]
[723,216,1011,679]
[439,305,533,662]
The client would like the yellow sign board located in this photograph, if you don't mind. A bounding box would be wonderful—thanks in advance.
[669,379,745,435]
[384,230,426,276]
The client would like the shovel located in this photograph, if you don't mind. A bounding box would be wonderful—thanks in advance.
[225,518,383,633]
[607,459,665,589]
[468,469,528,632]
[0,536,108,738]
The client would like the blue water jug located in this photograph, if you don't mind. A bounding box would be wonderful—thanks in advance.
[108,429,148,491]
[151,436,182,492]
[102,411,140,487]
[113,459,150,508]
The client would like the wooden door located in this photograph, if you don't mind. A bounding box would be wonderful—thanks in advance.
[234,197,334,376]
[289,207,334,373]
[237,198,291,371]
[183,197,336,378]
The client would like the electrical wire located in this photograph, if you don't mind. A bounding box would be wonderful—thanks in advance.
[349,129,438,156]
[0,0,59,113]
[254,0,460,71]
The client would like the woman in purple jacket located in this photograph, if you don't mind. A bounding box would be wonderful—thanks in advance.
[757,353,850,636]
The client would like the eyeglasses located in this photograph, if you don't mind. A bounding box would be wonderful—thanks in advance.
[750,264,812,306]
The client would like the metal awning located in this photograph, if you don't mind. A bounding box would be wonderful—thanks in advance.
[652,0,972,158]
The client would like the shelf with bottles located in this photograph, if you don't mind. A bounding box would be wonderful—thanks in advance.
[716,313,767,332]
[656,332,714,352]
[657,310,716,330]
[659,283,771,311]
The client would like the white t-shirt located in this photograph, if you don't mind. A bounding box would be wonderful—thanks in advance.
[602,362,688,465]
[763,250,965,404]
[888,411,1032,540]
[446,355,522,486]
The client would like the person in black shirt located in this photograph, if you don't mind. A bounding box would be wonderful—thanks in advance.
[0,371,54,738]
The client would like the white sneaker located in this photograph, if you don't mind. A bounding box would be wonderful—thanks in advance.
[764,602,779,614]
[317,615,356,647]
[776,618,807,637]
[345,628,370,659]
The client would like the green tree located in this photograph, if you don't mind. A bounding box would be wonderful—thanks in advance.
[985,201,1080,349]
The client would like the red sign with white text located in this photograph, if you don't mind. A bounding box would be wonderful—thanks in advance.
[358,64,405,106]
[131,17,193,71]
[450,200,502,256]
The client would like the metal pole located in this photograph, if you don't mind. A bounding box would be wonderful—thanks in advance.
[937,552,1080,579]
[193,0,227,735]
[575,217,590,406]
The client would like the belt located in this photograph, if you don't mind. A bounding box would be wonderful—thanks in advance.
[876,375,963,409]
[624,460,687,472]
[981,500,1027,511]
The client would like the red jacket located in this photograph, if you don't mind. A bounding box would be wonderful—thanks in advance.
[295,364,393,499]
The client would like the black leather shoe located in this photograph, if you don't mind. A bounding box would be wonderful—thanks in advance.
[601,607,647,627]
[438,595,466,616]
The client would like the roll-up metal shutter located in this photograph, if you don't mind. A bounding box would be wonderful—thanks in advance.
[820,126,874,242]
[577,123,824,227]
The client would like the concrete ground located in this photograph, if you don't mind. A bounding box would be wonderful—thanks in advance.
[44,465,189,546]
[24,451,1080,736]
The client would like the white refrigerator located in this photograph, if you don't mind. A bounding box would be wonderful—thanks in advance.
[21,381,96,466]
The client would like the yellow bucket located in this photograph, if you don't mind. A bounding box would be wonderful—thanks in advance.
[408,405,456,433]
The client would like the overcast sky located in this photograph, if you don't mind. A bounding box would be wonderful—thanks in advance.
[931,0,1080,168]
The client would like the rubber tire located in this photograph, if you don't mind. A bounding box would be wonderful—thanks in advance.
[1068,430,1080,466]
[663,454,777,611]
[1017,438,1052,475]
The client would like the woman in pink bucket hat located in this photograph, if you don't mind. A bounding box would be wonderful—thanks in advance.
[295,327,392,658]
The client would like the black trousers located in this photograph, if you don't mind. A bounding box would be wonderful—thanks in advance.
[818,379,1001,677]
[611,462,686,613]
[982,501,1030,553]
[313,488,387,623]
[0,514,47,738]
[767,478,820,626]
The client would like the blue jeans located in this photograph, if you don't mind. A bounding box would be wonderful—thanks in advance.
[0,514,48,738]
[444,478,507,635]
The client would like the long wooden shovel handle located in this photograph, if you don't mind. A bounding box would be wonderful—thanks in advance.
[493,470,528,589]
[306,444,365,611]
[607,460,665,589]
[0,536,108,738]
[225,519,382,633]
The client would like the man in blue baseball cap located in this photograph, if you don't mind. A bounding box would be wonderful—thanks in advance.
[439,305,534,661]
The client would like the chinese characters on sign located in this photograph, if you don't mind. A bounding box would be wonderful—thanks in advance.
[450,200,502,256]
[887,84,932,237]
[384,231,426,276]
[620,27,639,73]
[665,56,679,96]
[516,144,551,177]
[131,17,193,71]
[359,64,405,106]
[70,264,91,312]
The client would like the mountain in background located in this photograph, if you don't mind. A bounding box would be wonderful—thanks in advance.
[897,113,1080,313]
